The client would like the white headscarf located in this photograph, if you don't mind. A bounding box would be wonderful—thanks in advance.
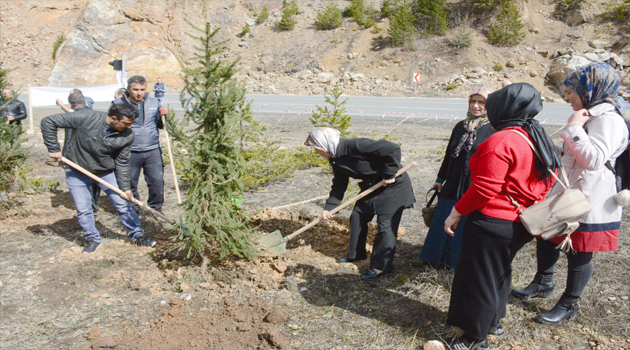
[304,127,341,157]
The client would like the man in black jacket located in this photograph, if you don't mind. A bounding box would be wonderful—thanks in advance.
[41,102,157,254]
[1,88,27,125]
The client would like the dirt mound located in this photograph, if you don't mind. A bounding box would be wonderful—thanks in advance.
[106,297,287,349]
[252,207,405,258]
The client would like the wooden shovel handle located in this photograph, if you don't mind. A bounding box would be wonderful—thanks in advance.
[272,195,328,210]
[161,115,182,204]
[61,156,175,224]
[284,162,416,242]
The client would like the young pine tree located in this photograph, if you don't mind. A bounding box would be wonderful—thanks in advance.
[310,86,352,137]
[279,0,301,31]
[388,2,418,48]
[414,0,449,36]
[166,21,259,261]
[487,0,526,46]
[315,1,343,30]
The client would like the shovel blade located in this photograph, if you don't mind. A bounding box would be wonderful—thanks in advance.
[257,230,287,256]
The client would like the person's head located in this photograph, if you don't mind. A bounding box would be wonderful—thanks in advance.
[468,87,492,118]
[114,88,126,99]
[107,102,138,131]
[68,89,86,109]
[304,127,341,159]
[563,62,622,112]
[157,77,162,84]
[486,83,542,130]
[2,88,13,99]
[127,75,147,104]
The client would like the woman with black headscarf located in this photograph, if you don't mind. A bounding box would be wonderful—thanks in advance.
[441,83,561,350]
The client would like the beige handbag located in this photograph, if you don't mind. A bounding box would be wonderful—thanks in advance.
[506,130,592,251]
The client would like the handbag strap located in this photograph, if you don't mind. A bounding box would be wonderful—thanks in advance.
[426,188,438,206]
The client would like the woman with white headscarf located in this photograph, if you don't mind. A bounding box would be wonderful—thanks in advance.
[305,127,415,279]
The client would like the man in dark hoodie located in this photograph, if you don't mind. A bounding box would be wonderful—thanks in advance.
[41,102,157,254]
[114,75,166,213]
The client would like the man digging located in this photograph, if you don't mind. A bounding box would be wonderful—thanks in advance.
[41,102,157,253]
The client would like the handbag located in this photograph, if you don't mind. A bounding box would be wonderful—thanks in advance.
[421,188,439,227]
[506,130,592,252]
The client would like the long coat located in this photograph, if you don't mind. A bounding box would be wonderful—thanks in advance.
[324,138,415,215]
[548,103,628,252]
[436,121,495,200]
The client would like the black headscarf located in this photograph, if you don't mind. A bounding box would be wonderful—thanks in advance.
[486,83,562,179]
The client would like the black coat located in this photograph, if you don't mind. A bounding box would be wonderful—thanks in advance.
[0,99,27,125]
[325,138,415,215]
[436,121,495,200]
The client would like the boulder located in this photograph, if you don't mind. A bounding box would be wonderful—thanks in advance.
[318,72,333,83]
[588,40,609,49]
[565,9,588,26]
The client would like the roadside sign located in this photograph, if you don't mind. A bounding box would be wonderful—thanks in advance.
[413,73,420,82]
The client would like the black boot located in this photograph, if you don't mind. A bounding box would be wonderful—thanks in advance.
[511,273,554,299]
[538,294,579,325]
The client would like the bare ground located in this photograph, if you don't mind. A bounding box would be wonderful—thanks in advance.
[1,108,629,350]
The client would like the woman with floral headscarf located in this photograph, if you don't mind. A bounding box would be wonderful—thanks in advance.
[419,87,495,270]
[304,127,415,279]
[512,62,630,325]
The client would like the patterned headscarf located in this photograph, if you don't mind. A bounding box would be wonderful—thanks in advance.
[304,127,341,157]
[564,62,630,121]
[452,87,493,158]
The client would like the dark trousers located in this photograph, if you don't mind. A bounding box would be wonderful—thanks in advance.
[348,208,404,272]
[536,238,594,298]
[130,148,164,211]
[447,211,533,340]
[88,183,100,212]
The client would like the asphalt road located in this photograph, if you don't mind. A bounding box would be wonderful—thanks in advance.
[20,92,574,126]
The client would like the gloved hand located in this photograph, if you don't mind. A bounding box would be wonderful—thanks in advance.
[159,107,168,116]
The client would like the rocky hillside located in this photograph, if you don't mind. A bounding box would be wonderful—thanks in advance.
[0,0,628,100]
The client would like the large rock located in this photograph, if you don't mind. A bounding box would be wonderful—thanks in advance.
[546,50,625,90]
[565,9,588,26]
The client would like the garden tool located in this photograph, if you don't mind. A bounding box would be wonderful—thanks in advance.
[161,113,182,205]
[258,162,416,256]
[271,194,328,210]
[61,157,187,233]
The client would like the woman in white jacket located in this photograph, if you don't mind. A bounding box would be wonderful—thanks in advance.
[512,62,630,325]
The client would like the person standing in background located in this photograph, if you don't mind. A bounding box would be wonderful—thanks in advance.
[153,78,167,107]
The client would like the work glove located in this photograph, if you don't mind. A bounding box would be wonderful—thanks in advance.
[159,107,168,116]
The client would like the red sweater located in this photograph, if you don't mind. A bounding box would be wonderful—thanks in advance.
[454,127,555,221]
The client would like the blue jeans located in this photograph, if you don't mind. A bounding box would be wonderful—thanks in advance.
[65,167,144,243]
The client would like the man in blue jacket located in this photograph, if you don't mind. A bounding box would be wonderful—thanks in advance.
[115,75,166,213]
[153,77,167,106]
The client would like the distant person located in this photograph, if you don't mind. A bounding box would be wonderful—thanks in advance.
[152,77,167,106]
[114,88,126,100]
[1,88,27,126]
[419,87,495,270]
[115,75,167,213]
[512,62,630,325]
[56,88,94,112]
[41,102,157,253]
[60,90,102,215]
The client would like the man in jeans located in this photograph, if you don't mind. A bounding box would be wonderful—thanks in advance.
[152,77,167,106]
[41,102,157,253]
[115,75,166,213]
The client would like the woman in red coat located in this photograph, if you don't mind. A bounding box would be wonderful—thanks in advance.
[442,83,561,350]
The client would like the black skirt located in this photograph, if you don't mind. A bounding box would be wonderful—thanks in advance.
[446,211,533,340]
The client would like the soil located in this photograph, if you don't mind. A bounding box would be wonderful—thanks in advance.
[1,109,630,350]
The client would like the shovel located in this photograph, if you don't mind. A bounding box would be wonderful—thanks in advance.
[258,161,416,256]
[61,156,183,229]
[161,114,182,205]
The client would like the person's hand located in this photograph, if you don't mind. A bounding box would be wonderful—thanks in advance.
[6,116,14,121]
[322,210,333,221]
[159,107,168,116]
[48,152,62,161]
[433,182,443,192]
[381,178,396,187]
[568,108,590,125]
[56,99,64,107]
[444,207,462,237]
[120,190,133,201]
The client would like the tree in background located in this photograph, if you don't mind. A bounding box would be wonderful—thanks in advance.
[315,1,343,30]
[381,0,403,18]
[487,0,525,46]
[167,20,259,261]
[279,0,301,31]
[414,0,449,35]
[388,2,418,48]
[346,0,377,28]
[310,86,352,137]
[606,0,630,22]
[255,5,270,24]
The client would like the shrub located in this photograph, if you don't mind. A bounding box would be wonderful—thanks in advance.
[556,0,588,11]
[446,82,459,90]
[52,33,65,60]
[279,0,301,31]
[493,61,504,71]
[310,86,353,137]
[256,5,270,24]
[241,24,251,36]
[315,1,343,30]
[388,2,417,48]
[487,0,525,46]
[381,0,402,18]
[414,0,449,36]
[447,27,473,53]
[167,20,259,260]
[346,0,377,28]
[606,0,630,22]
